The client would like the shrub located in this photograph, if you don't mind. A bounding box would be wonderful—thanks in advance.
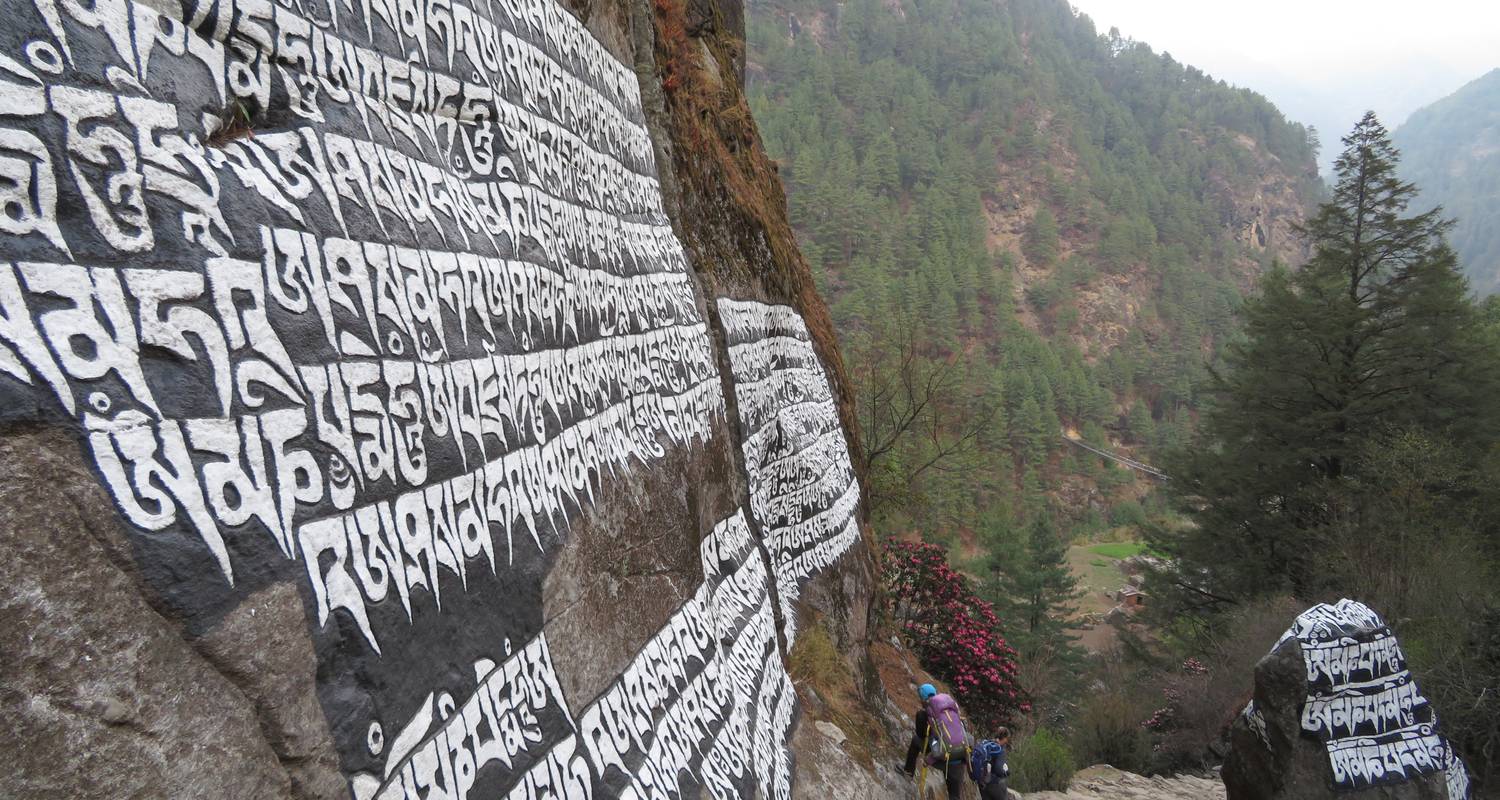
[1070,686,1152,774]
[884,540,1029,729]
[786,621,884,766]
[787,623,843,691]
[1026,280,1063,312]
[1053,304,1081,333]
[1109,500,1148,529]
[1010,728,1075,792]
[1144,596,1304,772]
[1077,507,1106,534]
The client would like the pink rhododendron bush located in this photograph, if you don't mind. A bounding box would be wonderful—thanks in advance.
[884,540,1029,729]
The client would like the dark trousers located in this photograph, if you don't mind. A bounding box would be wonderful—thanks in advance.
[979,778,1008,800]
[939,759,965,800]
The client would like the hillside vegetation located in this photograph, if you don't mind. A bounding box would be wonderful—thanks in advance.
[745,0,1318,591]
[745,0,1500,786]
[1393,68,1500,293]
[744,0,1329,764]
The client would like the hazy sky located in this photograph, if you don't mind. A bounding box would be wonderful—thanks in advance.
[1066,0,1500,172]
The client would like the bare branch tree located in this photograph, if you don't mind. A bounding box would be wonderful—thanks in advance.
[845,309,997,517]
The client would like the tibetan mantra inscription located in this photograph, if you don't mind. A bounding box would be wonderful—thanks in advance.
[1281,600,1470,798]
[0,0,860,793]
[347,510,798,800]
[718,300,861,646]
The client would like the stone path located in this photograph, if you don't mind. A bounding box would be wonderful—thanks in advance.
[1023,765,1226,800]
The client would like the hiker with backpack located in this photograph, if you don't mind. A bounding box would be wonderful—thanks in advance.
[902,683,971,799]
[969,728,1011,800]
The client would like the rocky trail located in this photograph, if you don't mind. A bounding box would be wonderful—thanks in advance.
[891,764,1227,800]
[1023,765,1225,800]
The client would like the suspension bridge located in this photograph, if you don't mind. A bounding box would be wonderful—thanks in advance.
[1062,429,1170,481]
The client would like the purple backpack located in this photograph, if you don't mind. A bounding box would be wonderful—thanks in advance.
[925,693,971,763]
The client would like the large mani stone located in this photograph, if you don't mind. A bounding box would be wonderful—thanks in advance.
[1222,602,1462,800]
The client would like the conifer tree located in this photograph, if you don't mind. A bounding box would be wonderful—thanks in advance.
[861,130,900,196]
[1159,112,1500,606]
[1024,207,1061,266]
[1127,401,1154,444]
[1010,396,1049,467]
[988,515,1084,661]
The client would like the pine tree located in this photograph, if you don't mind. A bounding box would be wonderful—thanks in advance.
[1010,396,1048,467]
[1024,207,1060,266]
[861,130,900,196]
[1127,401,1154,444]
[1159,112,1500,606]
[988,515,1084,660]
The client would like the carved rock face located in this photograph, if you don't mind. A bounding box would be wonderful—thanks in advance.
[1223,600,1469,800]
[0,0,871,794]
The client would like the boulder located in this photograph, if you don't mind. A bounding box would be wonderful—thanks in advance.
[1223,600,1470,800]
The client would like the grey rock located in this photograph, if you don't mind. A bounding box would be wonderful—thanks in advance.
[0,0,886,792]
[815,719,848,745]
[0,427,294,799]
[98,698,132,725]
[194,582,345,800]
[789,717,910,800]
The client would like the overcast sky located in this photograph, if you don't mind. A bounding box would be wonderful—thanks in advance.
[1066,0,1500,172]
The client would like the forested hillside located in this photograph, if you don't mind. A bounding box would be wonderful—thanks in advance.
[1393,68,1500,293]
[741,0,1500,786]
[745,0,1321,553]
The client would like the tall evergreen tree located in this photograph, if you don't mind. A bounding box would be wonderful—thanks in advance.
[1010,396,1049,467]
[862,130,901,196]
[1127,401,1154,444]
[988,515,1084,661]
[1024,207,1061,266]
[1158,112,1499,606]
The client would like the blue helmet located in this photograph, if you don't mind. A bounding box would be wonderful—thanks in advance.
[918,683,937,701]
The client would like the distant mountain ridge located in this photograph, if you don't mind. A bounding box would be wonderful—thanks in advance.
[1393,68,1500,293]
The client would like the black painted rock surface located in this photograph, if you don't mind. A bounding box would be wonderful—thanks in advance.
[0,0,878,794]
[1223,600,1470,800]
